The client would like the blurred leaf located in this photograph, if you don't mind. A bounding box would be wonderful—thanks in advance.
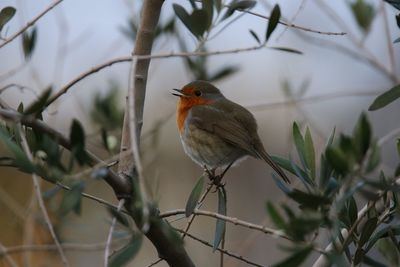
[377,238,400,266]
[354,248,365,265]
[265,4,281,41]
[288,189,330,210]
[17,102,24,113]
[59,182,84,216]
[108,207,130,228]
[359,217,378,247]
[213,187,226,251]
[22,27,37,59]
[272,156,308,178]
[208,66,238,82]
[369,84,400,111]
[109,236,142,267]
[24,86,52,115]
[269,47,303,54]
[350,0,375,32]
[271,173,291,194]
[190,9,209,37]
[272,245,313,267]
[353,113,371,161]
[394,37,400,43]
[304,127,316,180]
[249,29,261,44]
[319,154,333,189]
[69,119,88,166]
[397,138,400,157]
[326,147,349,175]
[348,196,358,227]
[266,201,285,229]
[384,0,400,10]
[362,255,387,267]
[366,225,400,252]
[185,175,205,217]
[292,122,307,170]
[202,0,214,27]
[396,14,400,27]
[215,0,222,12]
[290,160,314,191]
[222,0,256,20]
[173,4,192,34]
[366,141,380,172]
[0,6,16,32]
[119,18,137,42]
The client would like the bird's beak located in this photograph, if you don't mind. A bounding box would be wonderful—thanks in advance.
[171,88,188,98]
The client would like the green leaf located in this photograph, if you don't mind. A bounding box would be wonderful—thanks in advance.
[348,196,358,227]
[288,189,330,210]
[396,14,400,28]
[24,86,52,115]
[222,0,256,20]
[266,201,285,229]
[397,139,400,157]
[362,255,387,267]
[359,217,378,247]
[369,84,400,111]
[304,127,316,180]
[350,0,375,32]
[377,238,400,266]
[22,27,37,59]
[290,160,314,190]
[215,0,222,12]
[326,147,349,175]
[213,187,226,251]
[0,6,16,32]
[249,29,261,44]
[185,175,205,217]
[269,47,303,54]
[366,225,400,252]
[292,122,307,170]
[109,236,142,267]
[272,245,313,267]
[266,4,281,41]
[271,173,291,194]
[208,66,239,82]
[190,9,209,37]
[202,0,214,27]
[108,207,130,228]
[394,37,400,43]
[366,141,380,173]
[59,182,84,216]
[173,4,192,34]
[69,119,88,165]
[271,156,308,178]
[353,112,371,161]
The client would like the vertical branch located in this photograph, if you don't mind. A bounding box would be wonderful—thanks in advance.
[18,125,69,267]
[104,199,125,267]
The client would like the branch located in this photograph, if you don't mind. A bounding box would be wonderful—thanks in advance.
[18,124,69,267]
[0,243,18,267]
[104,199,125,267]
[0,0,64,49]
[174,228,264,267]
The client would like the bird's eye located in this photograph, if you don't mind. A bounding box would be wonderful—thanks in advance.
[194,90,202,96]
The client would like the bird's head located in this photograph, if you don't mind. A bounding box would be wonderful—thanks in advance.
[172,80,224,107]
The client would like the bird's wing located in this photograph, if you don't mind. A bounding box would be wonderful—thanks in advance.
[189,104,258,157]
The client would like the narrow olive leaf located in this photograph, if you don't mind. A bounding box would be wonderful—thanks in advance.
[109,236,142,267]
[366,225,400,252]
[292,122,307,170]
[394,37,400,43]
[265,4,281,41]
[269,47,303,54]
[249,29,261,44]
[271,173,291,194]
[350,0,375,32]
[376,238,400,266]
[348,196,358,227]
[326,147,349,175]
[266,201,285,229]
[185,175,205,217]
[353,112,371,160]
[222,0,257,20]
[359,217,378,247]
[369,84,400,111]
[213,187,226,251]
[0,6,16,32]
[208,66,238,82]
[59,182,84,216]
[215,0,222,12]
[202,0,214,27]
[272,245,313,267]
[173,4,192,34]
[22,27,37,59]
[304,127,316,180]
[108,207,130,228]
[271,156,308,178]
[397,14,400,28]
[384,0,400,11]
[288,189,329,210]
[362,255,387,267]
[366,141,380,173]
[24,86,52,115]
[70,119,88,165]
[290,160,314,191]
[190,9,209,37]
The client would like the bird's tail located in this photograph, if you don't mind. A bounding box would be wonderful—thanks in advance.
[257,149,290,184]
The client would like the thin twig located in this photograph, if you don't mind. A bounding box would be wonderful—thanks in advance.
[0,0,64,49]
[0,238,130,255]
[0,243,18,267]
[174,228,265,267]
[276,0,308,41]
[18,124,69,267]
[104,199,125,267]
[381,2,396,75]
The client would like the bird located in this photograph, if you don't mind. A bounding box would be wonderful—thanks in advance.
[172,80,290,184]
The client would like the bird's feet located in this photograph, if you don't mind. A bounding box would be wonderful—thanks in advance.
[203,166,225,190]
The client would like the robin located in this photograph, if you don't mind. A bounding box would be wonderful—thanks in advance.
[172,80,290,184]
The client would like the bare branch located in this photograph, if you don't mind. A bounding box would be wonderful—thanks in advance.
[104,199,125,267]
[18,124,69,267]
[0,243,19,267]
[0,0,64,49]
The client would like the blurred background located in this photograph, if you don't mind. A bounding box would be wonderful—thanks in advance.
[0,0,399,266]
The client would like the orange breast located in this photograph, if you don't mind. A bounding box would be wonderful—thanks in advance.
[176,97,213,133]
